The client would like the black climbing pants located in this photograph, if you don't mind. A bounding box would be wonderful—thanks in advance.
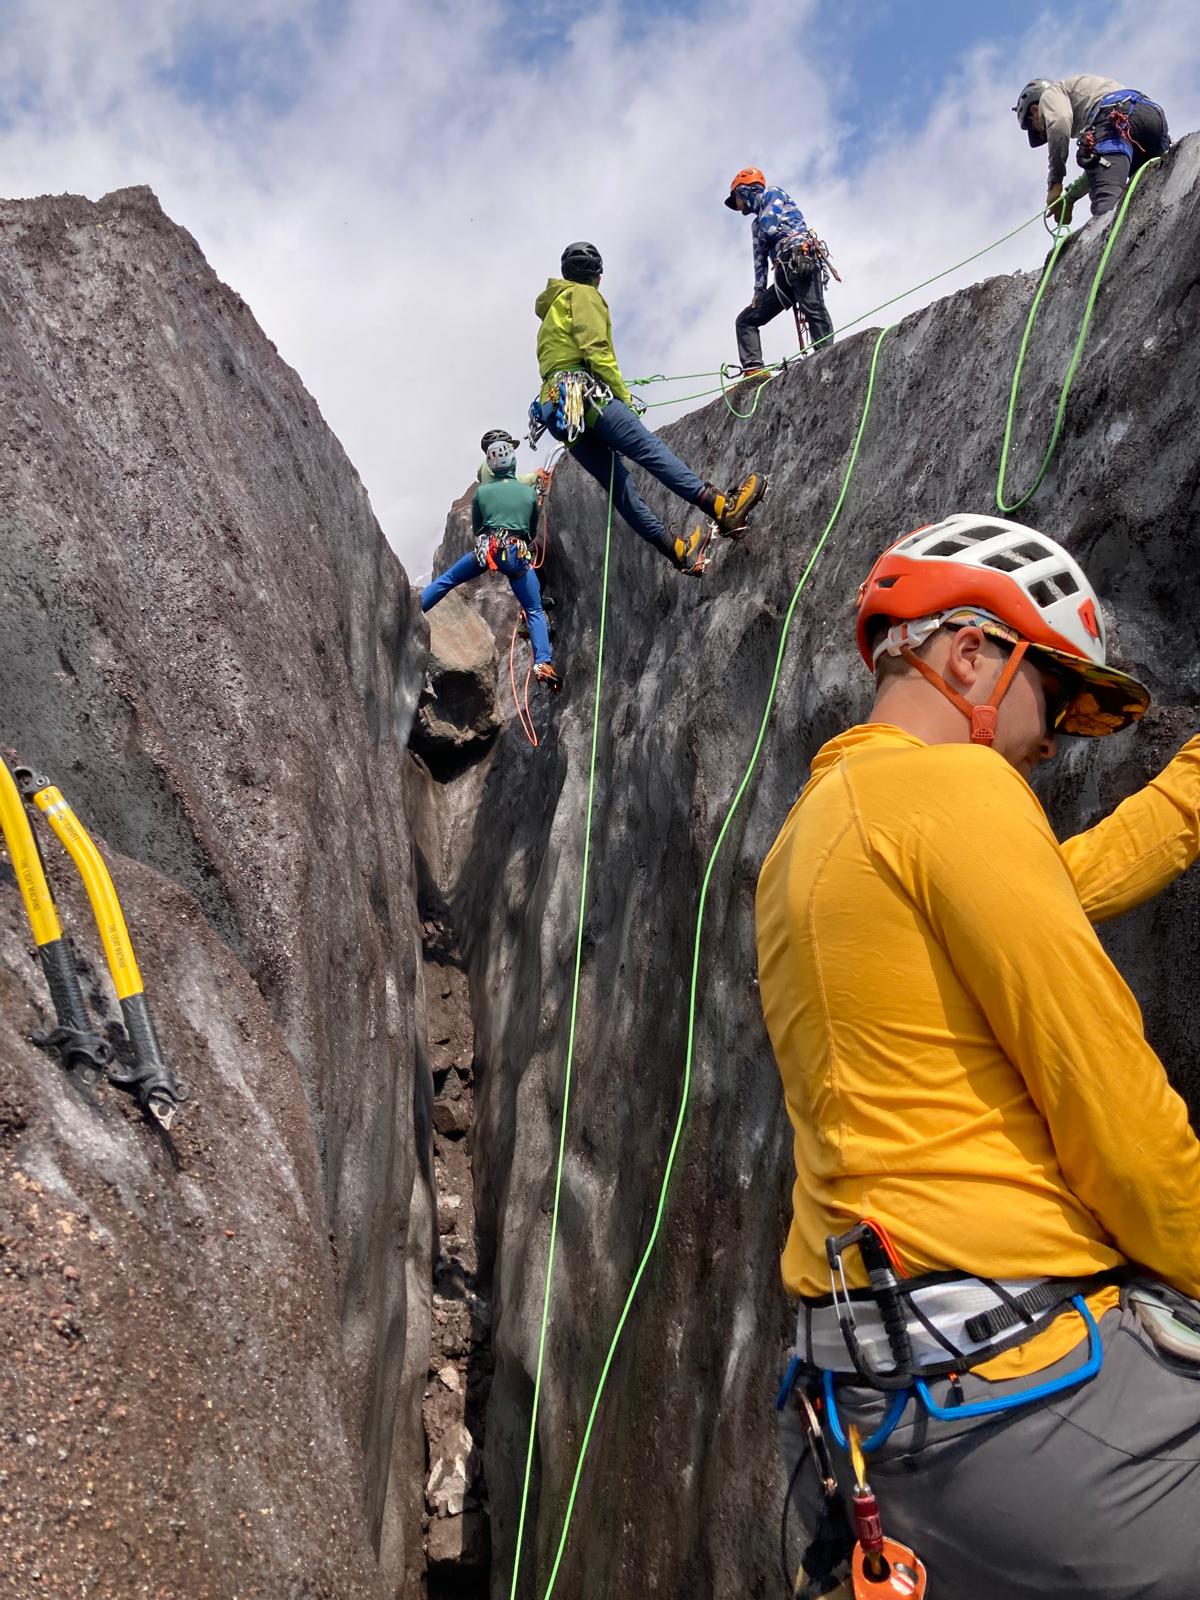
[1080,101,1171,216]
[735,261,833,369]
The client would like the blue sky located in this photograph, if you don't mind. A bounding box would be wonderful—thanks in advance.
[827,0,1049,140]
[0,0,1194,572]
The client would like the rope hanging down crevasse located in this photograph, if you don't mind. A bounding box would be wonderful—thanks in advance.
[507,456,616,1598]
[507,158,1160,1593]
[508,327,893,1600]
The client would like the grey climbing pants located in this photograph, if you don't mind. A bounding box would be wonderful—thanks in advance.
[1081,100,1171,215]
[779,1294,1200,1599]
[735,262,833,368]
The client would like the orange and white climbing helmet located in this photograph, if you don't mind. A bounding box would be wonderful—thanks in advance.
[856,514,1150,738]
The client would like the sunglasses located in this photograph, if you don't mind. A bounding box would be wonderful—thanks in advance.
[985,628,1073,733]
[1040,674,1074,734]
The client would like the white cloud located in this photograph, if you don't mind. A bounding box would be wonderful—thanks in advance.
[0,0,1195,578]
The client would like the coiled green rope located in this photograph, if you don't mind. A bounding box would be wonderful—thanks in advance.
[996,160,1159,513]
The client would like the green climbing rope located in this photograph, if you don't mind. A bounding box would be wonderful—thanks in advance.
[508,458,616,1600]
[507,160,1160,1593]
[535,324,893,1600]
[719,364,780,419]
[996,159,1159,513]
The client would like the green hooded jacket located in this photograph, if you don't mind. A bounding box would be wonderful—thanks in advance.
[477,460,540,488]
[534,278,632,406]
[471,458,539,539]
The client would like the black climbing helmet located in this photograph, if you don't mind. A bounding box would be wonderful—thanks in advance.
[561,241,603,283]
[480,428,519,453]
[1014,79,1052,146]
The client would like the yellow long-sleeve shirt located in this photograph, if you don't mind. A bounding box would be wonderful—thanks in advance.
[756,724,1200,1375]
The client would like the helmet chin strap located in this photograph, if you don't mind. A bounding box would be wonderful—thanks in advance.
[900,640,1030,747]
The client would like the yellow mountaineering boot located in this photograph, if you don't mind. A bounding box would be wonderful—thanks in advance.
[670,523,713,576]
[697,472,768,538]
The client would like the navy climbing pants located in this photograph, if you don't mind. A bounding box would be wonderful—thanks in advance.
[1079,99,1171,216]
[421,547,552,665]
[779,1293,1200,1599]
[539,397,705,558]
[736,262,833,368]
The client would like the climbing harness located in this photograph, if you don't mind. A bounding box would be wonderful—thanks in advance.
[475,530,533,571]
[778,229,842,294]
[1079,90,1159,167]
[529,369,614,447]
[813,1219,1114,1393]
[511,329,892,1600]
[771,230,842,359]
[996,157,1160,513]
[0,756,186,1129]
[779,1217,1109,1595]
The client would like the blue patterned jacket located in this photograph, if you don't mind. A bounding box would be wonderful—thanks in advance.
[750,185,809,293]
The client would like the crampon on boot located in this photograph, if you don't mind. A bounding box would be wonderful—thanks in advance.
[670,522,714,576]
[697,472,768,539]
[534,662,562,693]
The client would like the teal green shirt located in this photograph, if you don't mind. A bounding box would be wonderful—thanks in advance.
[471,465,539,537]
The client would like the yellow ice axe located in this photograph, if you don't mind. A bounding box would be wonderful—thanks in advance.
[2,756,185,1129]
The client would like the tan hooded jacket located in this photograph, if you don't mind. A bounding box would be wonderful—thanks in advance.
[1036,74,1121,187]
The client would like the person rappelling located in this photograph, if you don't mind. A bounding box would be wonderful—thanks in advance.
[724,166,836,372]
[1013,76,1171,226]
[530,241,766,577]
[757,515,1200,1598]
[421,435,560,692]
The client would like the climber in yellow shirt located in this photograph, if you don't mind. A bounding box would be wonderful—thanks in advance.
[757,513,1200,1600]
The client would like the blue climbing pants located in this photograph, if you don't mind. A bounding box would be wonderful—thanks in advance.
[539,397,706,557]
[421,547,552,666]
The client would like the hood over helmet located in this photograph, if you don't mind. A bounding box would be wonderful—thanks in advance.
[484,438,517,475]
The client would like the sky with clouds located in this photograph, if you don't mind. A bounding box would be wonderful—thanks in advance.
[0,0,1196,577]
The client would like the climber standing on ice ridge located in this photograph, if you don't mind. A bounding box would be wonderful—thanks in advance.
[530,241,766,577]
[758,515,1200,1599]
[421,436,559,693]
[1014,75,1171,224]
[724,166,834,371]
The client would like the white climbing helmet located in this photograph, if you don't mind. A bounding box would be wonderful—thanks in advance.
[485,438,516,473]
[856,514,1150,737]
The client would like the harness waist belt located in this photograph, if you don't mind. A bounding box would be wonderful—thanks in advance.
[797,1274,1111,1378]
